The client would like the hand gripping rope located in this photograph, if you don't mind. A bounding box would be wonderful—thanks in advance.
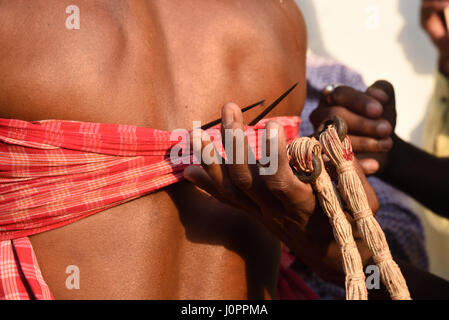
[288,117,411,300]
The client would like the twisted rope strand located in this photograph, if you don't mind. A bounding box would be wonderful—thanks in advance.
[319,125,411,300]
[288,137,368,300]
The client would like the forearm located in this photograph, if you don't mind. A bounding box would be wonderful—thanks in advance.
[379,134,449,218]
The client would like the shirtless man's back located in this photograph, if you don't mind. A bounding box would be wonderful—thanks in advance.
[0,0,307,299]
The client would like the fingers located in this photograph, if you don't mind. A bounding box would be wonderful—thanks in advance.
[184,165,265,214]
[310,80,397,158]
[421,0,449,46]
[311,106,392,139]
[323,85,384,118]
[189,126,259,214]
[188,102,300,219]
[261,120,315,211]
[221,103,287,212]
[193,130,226,191]
[358,158,380,176]
[365,83,389,105]
[185,102,317,237]
[221,103,256,192]
[421,0,449,14]
[184,166,221,198]
[311,81,397,137]
[349,135,393,153]
[366,80,397,130]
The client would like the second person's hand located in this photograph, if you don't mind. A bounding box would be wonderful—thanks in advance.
[184,102,379,284]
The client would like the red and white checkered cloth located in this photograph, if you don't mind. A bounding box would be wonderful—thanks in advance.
[0,116,312,300]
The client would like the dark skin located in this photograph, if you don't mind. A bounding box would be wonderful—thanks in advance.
[311,77,449,218]
[310,80,449,299]
[1,0,380,299]
[381,134,449,218]
[183,0,449,299]
[365,2,449,298]
[184,102,379,288]
[0,0,310,299]
[310,0,449,217]
[421,0,449,76]
[0,0,399,299]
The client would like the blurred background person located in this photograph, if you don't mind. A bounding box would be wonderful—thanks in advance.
[421,0,449,281]
[296,0,449,282]
[294,53,428,299]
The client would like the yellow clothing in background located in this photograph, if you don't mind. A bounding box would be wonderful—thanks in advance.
[423,72,449,281]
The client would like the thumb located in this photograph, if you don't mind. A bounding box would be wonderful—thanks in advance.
[359,158,380,176]
[366,80,397,130]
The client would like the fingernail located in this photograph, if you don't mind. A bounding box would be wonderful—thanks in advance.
[366,102,382,117]
[223,106,235,128]
[376,122,392,137]
[369,87,389,103]
[361,159,379,174]
[378,138,393,151]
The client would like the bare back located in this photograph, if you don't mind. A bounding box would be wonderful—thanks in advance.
[0,0,307,299]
